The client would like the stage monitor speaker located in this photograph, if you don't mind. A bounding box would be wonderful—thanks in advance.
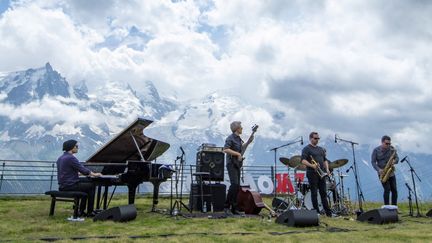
[276,209,319,227]
[196,151,225,181]
[357,209,398,224]
[426,209,432,217]
[93,204,137,222]
[189,183,226,212]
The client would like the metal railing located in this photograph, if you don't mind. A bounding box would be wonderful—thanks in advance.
[0,159,282,196]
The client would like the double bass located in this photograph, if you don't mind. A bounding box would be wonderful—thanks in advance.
[237,185,276,216]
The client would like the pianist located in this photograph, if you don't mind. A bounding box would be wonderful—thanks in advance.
[56,139,102,217]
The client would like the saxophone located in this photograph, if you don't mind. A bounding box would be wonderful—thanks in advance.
[310,155,327,179]
[380,147,397,183]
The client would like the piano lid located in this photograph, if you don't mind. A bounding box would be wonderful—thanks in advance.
[86,118,170,163]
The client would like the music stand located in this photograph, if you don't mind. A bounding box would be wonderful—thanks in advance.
[170,148,190,217]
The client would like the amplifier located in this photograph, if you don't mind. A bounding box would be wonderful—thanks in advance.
[189,183,226,212]
[199,143,224,152]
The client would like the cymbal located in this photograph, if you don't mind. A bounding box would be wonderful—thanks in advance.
[289,155,306,171]
[329,159,348,169]
[279,157,290,166]
[288,155,301,167]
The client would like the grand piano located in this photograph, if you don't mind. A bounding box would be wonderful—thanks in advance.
[84,118,172,211]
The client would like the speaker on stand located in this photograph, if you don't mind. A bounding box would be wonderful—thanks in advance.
[196,149,225,182]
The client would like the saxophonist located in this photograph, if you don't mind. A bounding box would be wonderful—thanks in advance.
[301,132,333,217]
[371,135,399,205]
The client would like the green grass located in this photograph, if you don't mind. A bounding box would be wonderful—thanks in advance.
[0,195,431,242]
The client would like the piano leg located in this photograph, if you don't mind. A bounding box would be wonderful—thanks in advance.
[103,186,109,209]
[128,184,137,204]
[151,180,162,212]
[96,186,102,210]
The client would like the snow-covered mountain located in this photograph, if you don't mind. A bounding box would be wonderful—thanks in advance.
[0,64,431,202]
[0,63,176,160]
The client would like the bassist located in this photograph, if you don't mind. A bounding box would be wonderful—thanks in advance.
[223,121,255,214]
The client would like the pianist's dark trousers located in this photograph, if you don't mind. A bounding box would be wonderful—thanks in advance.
[225,162,240,212]
[60,181,96,215]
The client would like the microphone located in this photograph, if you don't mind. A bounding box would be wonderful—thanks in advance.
[180,146,185,155]
[300,136,304,145]
[400,155,408,163]
[346,165,353,173]
[334,134,337,143]
[405,182,412,191]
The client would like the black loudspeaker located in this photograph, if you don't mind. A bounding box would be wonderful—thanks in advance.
[426,209,432,217]
[276,210,319,227]
[189,183,226,212]
[357,209,398,224]
[196,151,224,181]
[272,197,289,211]
[93,204,137,222]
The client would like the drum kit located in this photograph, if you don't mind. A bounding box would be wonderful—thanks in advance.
[275,155,352,216]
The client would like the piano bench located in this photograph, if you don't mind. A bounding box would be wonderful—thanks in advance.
[45,191,87,219]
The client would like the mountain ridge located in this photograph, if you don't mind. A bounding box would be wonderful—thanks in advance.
[0,63,431,201]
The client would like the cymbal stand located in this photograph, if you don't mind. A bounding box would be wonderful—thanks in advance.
[170,147,190,217]
[269,136,303,199]
[337,169,350,215]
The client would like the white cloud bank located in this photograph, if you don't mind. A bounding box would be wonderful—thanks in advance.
[1,0,432,153]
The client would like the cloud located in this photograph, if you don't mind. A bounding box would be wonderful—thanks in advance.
[0,96,105,126]
[0,1,432,153]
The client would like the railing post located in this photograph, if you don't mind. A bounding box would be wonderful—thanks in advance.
[271,165,275,196]
[50,162,55,191]
[0,162,5,192]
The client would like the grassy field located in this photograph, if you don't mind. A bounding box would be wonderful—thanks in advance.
[0,195,431,242]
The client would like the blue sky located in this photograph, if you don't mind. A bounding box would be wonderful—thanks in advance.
[0,0,432,154]
[0,0,10,15]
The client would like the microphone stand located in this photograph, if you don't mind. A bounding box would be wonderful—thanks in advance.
[170,156,181,215]
[404,157,422,217]
[335,135,364,215]
[269,136,303,199]
[405,183,413,216]
[171,148,190,217]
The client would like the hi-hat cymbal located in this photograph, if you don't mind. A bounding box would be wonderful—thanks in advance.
[279,157,290,166]
[329,159,348,169]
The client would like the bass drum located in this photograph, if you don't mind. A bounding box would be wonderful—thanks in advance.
[304,191,323,211]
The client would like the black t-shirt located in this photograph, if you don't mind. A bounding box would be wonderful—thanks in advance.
[224,133,243,163]
[301,144,327,172]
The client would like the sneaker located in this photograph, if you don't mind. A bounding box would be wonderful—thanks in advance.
[67,216,85,222]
